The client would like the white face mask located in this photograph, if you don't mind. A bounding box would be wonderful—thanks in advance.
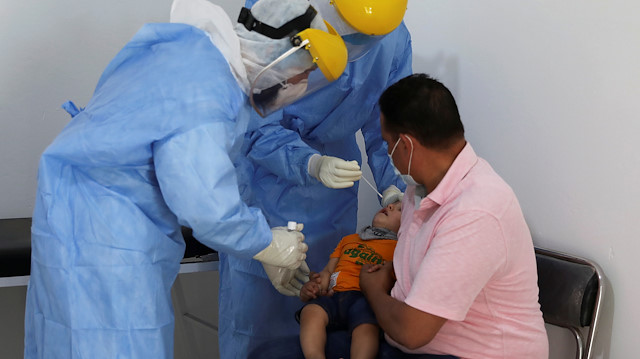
[265,79,309,113]
[388,136,419,186]
[387,138,401,176]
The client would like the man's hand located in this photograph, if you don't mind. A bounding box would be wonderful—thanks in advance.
[360,261,396,297]
[360,261,447,349]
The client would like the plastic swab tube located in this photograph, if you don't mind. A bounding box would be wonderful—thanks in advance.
[360,176,383,198]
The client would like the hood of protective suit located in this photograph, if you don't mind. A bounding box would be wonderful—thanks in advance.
[235,0,329,92]
[170,0,250,93]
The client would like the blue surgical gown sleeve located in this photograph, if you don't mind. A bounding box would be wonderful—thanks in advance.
[245,111,319,186]
[153,121,272,259]
[362,23,413,196]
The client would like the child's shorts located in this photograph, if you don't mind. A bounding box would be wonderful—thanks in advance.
[296,290,378,333]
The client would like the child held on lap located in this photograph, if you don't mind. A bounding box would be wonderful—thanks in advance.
[297,200,402,359]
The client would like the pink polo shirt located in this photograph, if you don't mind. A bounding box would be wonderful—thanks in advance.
[388,143,548,359]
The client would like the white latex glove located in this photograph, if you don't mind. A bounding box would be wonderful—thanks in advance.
[381,185,404,207]
[253,224,307,270]
[308,154,362,189]
[262,261,310,296]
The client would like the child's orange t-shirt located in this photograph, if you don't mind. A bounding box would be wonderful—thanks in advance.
[329,233,397,292]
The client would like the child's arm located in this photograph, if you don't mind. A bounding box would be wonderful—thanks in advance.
[318,257,339,295]
[300,272,322,302]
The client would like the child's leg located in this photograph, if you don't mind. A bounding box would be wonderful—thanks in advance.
[299,304,330,359]
[350,323,380,359]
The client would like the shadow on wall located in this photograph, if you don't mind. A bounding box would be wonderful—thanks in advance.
[595,281,614,359]
[411,52,460,96]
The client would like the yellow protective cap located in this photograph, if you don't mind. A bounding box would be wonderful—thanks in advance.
[297,21,347,82]
[332,0,408,36]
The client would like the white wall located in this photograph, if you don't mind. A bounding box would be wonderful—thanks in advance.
[0,0,165,218]
[2,0,638,358]
[0,0,245,219]
[403,0,640,357]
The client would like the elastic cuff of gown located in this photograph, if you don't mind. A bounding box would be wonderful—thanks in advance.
[307,153,322,179]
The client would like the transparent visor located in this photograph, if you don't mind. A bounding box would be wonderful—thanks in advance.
[249,41,331,117]
[342,32,384,62]
[309,0,385,61]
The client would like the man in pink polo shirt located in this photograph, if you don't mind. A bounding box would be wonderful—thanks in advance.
[360,73,548,359]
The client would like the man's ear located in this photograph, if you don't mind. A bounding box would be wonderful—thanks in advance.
[399,134,416,151]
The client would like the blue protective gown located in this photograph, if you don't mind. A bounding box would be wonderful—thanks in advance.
[218,17,413,358]
[24,23,272,359]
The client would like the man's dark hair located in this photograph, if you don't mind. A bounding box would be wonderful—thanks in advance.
[379,73,464,150]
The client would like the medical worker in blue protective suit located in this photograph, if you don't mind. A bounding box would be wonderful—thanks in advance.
[24,0,349,357]
[218,0,413,357]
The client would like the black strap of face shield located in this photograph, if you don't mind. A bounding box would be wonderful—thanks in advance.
[238,6,317,40]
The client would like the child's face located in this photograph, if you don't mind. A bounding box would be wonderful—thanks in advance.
[371,201,402,234]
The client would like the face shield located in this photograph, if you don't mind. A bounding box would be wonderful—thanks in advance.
[237,5,347,117]
[309,0,408,61]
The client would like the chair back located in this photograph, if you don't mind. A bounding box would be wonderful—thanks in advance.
[535,247,605,359]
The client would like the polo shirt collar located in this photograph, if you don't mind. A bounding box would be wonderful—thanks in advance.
[422,142,478,206]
